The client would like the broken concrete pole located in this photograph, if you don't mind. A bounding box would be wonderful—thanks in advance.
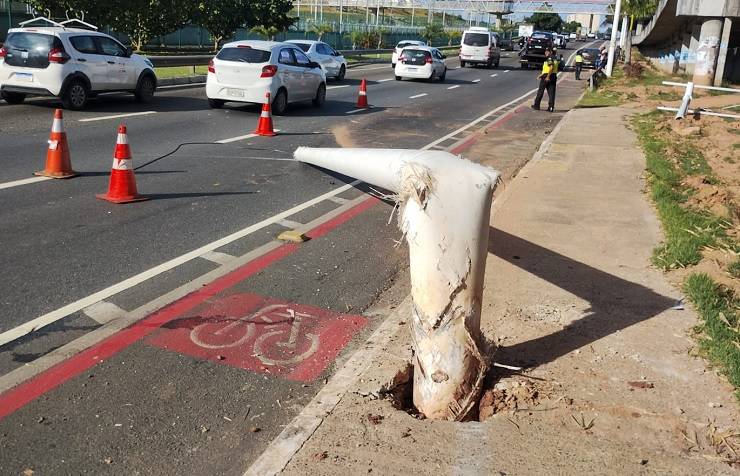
[294,147,499,420]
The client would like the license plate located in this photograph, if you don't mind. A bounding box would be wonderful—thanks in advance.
[226,88,244,98]
[407,67,417,71]
[14,72,32,82]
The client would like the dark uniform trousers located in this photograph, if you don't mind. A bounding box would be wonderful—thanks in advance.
[533,60,557,110]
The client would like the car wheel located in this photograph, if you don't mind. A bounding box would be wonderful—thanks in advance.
[1,91,26,104]
[272,89,288,115]
[61,80,88,110]
[134,74,156,103]
[460,61,466,68]
[439,68,446,81]
[312,83,326,107]
[391,63,395,69]
[208,98,224,109]
[336,65,346,81]
[395,75,401,81]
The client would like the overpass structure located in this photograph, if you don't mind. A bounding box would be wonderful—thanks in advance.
[633,0,739,85]
[297,0,614,15]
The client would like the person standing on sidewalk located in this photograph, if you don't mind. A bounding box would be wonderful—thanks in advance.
[574,50,584,80]
[532,49,559,112]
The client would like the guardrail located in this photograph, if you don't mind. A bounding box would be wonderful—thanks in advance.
[147,45,460,68]
[658,80,740,120]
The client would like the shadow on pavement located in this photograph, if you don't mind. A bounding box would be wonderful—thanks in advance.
[488,227,675,369]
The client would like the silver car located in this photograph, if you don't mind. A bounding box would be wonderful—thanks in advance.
[286,40,347,81]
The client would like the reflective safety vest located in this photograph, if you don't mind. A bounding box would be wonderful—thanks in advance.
[575,54,584,63]
[541,58,559,75]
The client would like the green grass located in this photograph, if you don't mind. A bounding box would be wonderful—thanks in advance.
[647,90,682,101]
[632,112,729,269]
[685,273,740,397]
[729,260,740,279]
[155,65,209,79]
[729,128,740,135]
[675,142,713,177]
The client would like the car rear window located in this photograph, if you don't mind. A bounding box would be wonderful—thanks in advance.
[397,42,417,49]
[216,47,271,63]
[3,32,59,68]
[463,33,489,47]
[401,49,430,65]
[292,42,311,52]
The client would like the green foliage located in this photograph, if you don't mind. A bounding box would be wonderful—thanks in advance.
[524,12,563,32]
[307,22,334,41]
[106,0,191,51]
[562,21,581,33]
[632,112,729,269]
[250,25,280,40]
[446,30,462,46]
[420,23,443,46]
[251,0,296,33]
[193,0,252,50]
[728,260,740,279]
[622,0,658,20]
[684,273,740,398]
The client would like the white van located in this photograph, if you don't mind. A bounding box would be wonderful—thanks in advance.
[459,27,500,68]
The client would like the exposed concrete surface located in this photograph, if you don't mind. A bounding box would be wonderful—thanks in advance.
[278,106,740,475]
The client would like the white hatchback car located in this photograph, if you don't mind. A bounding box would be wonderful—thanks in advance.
[394,46,446,82]
[206,40,326,115]
[391,40,426,68]
[285,40,347,80]
[0,21,156,110]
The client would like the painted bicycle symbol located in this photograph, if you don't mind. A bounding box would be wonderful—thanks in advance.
[189,304,319,366]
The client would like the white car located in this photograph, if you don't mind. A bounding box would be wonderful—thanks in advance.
[391,40,426,68]
[0,20,156,110]
[459,27,501,68]
[569,32,577,40]
[286,40,347,80]
[206,40,327,115]
[394,46,446,82]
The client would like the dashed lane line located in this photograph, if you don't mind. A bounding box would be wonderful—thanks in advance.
[447,85,460,90]
[472,79,481,83]
[409,93,427,99]
[490,73,498,77]
[504,70,511,73]
[377,78,393,82]
[326,85,350,90]
[78,111,157,122]
[0,176,52,191]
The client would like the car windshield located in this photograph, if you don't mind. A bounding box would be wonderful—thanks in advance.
[463,33,489,46]
[291,43,311,52]
[216,47,271,63]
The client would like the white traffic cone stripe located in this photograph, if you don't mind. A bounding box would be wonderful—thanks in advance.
[117,133,129,145]
[112,158,133,170]
[51,118,64,133]
[359,91,367,96]
[261,110,271,118]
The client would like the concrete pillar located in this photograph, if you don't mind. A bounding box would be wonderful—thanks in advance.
[693,18,722,86]
[686,23,701,76]
[619,15,628,48]
[495,13,503,30]
[679,31,692,72]
[714,18,732,87]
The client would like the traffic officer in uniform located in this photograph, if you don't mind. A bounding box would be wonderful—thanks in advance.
[532,49,559,112]
[574,49,584,80]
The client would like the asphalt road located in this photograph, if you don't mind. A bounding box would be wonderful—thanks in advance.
[0,46,580,474]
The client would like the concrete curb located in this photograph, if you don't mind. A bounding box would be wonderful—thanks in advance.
[157,75,207,87]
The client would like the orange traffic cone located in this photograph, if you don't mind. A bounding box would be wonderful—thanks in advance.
[96,124,149,204]
[356,79,368,108]
[35,109,78,179]
[254,92,277,137]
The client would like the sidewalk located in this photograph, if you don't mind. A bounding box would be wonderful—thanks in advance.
[258,102,740,472]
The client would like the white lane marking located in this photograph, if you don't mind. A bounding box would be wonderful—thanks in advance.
[277,218,304,229]
[490,74,498,77]
[409,93,427,99]
[504,70,511,73]
[377,78,393,82]
[215,130,282,144]
[82,301,126,325]
[447,85,460,90]
[327,85,350,90]
[327,196,349,205]
[200,250,236,266]
[78,111,156,123]
[0,179,360,348]
[345,108,369,114]
[0,176,52,191]
[472,79,481,83]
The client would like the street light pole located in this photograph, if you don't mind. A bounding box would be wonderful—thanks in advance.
[605,0,622,77]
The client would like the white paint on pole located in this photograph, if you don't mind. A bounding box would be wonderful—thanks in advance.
[295,147,498,421]
[606,0,622,77]
[619,15,628,49]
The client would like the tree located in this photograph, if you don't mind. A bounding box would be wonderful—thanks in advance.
[251,0,296,33]
[524,12,563,32]
[26,0,109,25]
[445,30,461,47]
[193,0,251,51]
[105,1,191,51]
[308,22,334,42]
[251,25,280,41]
[621,0,658,63]
[420,23,443,46]
[562,21,581,33]
[376,27,389,49]
[350,30,363,50]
